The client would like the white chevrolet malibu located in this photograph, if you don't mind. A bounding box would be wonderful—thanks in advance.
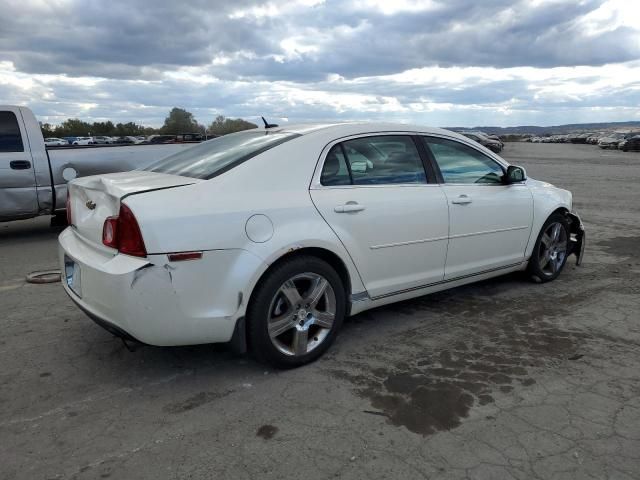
[59,123,585,367]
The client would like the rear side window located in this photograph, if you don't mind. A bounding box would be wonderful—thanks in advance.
[320,145,351,186]
[0,111,24,153]
[320,135,426,186]
[144,129,301,179]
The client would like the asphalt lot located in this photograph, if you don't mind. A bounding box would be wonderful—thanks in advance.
[1,142,639,480]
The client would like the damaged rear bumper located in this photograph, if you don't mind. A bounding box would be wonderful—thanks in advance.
[567,211,585,266]
[58,227,265,346]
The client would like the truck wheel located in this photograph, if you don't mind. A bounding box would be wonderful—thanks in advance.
[247,256,346,368]
[50,212,68,227]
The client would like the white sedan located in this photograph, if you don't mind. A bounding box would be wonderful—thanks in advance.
[72,137,95,145]
[44,137,68,146]
[59,123,585,367]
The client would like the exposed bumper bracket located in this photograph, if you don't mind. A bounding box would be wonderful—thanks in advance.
[567,212,585,266]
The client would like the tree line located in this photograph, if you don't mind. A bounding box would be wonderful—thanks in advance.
[41,107,258,138]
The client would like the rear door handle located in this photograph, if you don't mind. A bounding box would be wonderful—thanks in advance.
[451,194,472,205]
[334,203,366,213]
[10,160,31,170]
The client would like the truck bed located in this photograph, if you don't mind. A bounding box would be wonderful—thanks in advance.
[48,143,192,212]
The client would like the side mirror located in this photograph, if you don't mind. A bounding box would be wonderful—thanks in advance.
[505,165,527,184]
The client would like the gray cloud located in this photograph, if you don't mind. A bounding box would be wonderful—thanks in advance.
[0,0,639,126]
[2,0,638,81]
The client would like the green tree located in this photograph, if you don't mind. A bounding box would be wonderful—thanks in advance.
[40,123,54,137]
[160,107,201,134]
[114,122,146,137]
[54,118,93,137]
[91,121,116,136]
[207,115,257,136]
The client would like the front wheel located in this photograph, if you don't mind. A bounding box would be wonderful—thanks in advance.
[527,213,570,283]
[247,256,346,368]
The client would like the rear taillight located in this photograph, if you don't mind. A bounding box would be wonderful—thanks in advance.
[66,191,72,225]
[102,203,147,257]
[102,216,118,248]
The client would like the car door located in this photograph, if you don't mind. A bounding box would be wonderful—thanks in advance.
[421,136,533,280]
[0,108,38,219]
[310,134,449,299]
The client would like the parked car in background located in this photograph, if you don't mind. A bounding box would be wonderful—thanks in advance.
[145,135,176,144]
[568,133,591,144]
[598,132,627,149]
[59,123,584,367]
[93,135,113,144]
[175,133,203,142]
[44,137,68,146]
[479,133,503,145]
[619,135,640,152]
[112,136,134,144]
[72,137,95,145]
[460,131,503,153]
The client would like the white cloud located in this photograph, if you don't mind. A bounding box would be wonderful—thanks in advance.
[1,0,639,127]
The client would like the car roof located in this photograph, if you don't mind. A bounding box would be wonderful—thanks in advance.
[260,122,464,139]
[256,122,508,165]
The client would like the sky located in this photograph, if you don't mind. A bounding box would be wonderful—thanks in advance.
[0,0,639,128]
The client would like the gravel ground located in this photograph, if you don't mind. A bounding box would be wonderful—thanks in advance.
[1,142,639,480]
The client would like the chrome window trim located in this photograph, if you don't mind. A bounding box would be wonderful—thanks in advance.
[310,130,510,190]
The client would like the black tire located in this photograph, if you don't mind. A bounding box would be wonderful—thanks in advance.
[50,211,68,227]
[527,213,570,283]
[247,256,346,368]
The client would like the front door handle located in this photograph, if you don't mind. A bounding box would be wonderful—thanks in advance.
[10,160,31,170]
[334,202,365,213]
[451,194,472,205]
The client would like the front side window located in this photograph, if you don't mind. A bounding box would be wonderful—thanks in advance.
[144,129,301,179]
[321,135,426,186]
[0,111,24,153]
[423,137,504,184]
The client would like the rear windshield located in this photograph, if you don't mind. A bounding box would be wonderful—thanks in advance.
[143,129,300,179]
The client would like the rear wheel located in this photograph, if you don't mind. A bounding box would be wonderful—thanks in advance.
[247,256,346,368]
[527,213,570,283]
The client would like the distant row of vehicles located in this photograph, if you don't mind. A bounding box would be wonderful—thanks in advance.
[527,132,640,151]
[44,133,205,147]
[457,131,504,153]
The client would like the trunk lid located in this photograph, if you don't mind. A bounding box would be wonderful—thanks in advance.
[68,170,200,246]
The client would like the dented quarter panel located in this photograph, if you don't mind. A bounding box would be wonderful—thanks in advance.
[59,227,267,345]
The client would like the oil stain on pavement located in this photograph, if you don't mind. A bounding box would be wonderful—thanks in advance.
[330,275,597,436]
[256,424,278,439]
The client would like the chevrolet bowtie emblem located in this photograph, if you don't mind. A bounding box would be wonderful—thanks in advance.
[85,200,96,210]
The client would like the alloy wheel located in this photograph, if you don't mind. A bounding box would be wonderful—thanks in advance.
[538,222,568,276]
[267,272,336,357]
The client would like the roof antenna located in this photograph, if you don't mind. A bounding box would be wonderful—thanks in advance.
[261,116,278,129]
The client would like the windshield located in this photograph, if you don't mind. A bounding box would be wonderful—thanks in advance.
[143,129,301,179]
